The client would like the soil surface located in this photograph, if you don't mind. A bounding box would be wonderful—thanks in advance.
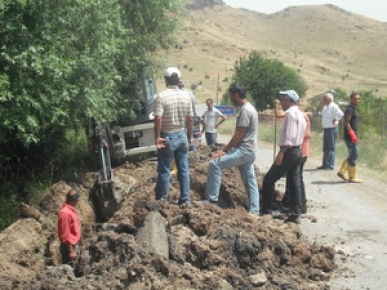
[255,140,387,290]
[1,131,386,289]
[1,143,336,290]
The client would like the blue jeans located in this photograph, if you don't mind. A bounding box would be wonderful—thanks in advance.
[345,139,359,166]
[205,132,217,146]
[322,127,337,169]
[155,131,190,204]
[205,148,260,214]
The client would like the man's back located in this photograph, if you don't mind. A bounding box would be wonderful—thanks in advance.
[155,87,193,134]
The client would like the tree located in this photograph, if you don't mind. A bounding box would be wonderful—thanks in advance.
[0,0,181,186]
[0,0,180,145]
[231,51,308,111]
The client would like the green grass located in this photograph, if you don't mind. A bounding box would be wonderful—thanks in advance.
[0,128,91,231]
[0,193,19,231]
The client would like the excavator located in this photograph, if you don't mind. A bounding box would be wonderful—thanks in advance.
[88,66,157,220]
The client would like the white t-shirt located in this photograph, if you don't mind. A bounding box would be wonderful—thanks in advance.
[202,108,225,133]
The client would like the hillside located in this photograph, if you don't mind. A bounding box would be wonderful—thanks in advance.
[158,1,387,102]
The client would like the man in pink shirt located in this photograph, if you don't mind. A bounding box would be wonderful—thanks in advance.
[58,189,81,266]
[261,90,306,224]
[274,101,311,214]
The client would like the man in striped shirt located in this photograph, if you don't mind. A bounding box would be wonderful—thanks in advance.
[154,67,194,205]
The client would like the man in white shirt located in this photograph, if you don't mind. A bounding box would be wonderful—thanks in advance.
[200,98,227,146]
[317,93,344,170]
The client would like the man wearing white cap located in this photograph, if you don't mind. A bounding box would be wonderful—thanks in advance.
[317,92,344,170]
[261,90,306,224]
[154,67,194,205]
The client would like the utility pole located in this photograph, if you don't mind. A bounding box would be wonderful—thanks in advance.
[216,74,220,105]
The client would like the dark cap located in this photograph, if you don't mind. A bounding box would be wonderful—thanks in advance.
[228,83,246,98]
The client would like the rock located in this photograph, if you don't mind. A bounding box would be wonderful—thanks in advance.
[136,211,169,258]
[248,270,268,287]
[20,202,41,221]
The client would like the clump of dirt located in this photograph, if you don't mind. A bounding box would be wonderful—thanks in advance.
[0,143,335,289]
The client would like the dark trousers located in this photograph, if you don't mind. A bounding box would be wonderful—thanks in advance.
[261,147,303,215]
[282,156,307,213]
[60,243,79,268]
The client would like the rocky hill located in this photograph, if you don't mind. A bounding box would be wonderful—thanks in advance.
[159,0,387,101]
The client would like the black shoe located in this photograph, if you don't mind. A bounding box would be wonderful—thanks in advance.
[271,210,287,219]
[278,202,291,214]
[285,214,301,224]
[316,166,330,170]
[259,210,272,216]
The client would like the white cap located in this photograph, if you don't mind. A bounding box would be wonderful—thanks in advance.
[279,90,300,103]
[164,67,181,78]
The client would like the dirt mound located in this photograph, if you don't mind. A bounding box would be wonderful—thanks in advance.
[0,144,335,289]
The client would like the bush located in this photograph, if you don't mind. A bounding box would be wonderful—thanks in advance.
[0,191,20,231]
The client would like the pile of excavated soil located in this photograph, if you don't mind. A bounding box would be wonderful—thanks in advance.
[0,143,335,289]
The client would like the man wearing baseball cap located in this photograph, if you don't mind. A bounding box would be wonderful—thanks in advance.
[261,90,306,223]
[154,67,194,205]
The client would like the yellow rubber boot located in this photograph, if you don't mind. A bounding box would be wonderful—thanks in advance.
[347,166,363,183]
[337,160,348,181]
[171,159,178,175]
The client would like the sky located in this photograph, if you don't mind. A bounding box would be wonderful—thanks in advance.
[223,0,387,22]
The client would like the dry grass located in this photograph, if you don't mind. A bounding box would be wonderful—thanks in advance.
[156,3,387,103]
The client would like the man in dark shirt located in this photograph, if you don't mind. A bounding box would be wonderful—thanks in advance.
[337,92,363,183]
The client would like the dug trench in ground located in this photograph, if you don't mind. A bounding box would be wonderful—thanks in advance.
[0,143,336,290]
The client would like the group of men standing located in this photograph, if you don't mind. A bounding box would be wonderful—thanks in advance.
[57,65,363,266]
[152,66,364,222]
[152,66,312,223]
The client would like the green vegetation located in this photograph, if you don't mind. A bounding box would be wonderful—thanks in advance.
[0,0,182,230]
[223,51,308,111]
[219,89,387,175]
[0,194,19,230]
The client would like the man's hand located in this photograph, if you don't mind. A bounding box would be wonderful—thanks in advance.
[68,245,77,260]
[212,151,226,160]
[348,130,358,143]
[275,152,284,165]
[155,137,166,149]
